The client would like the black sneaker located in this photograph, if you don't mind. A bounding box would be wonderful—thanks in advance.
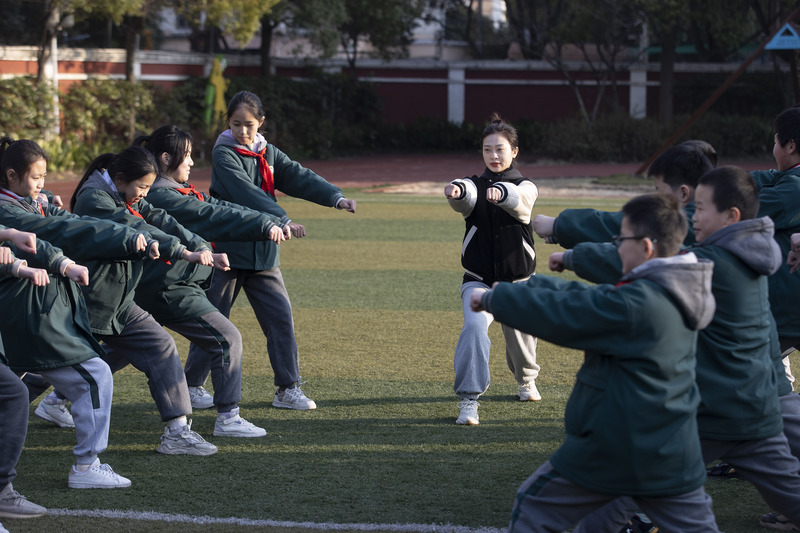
[760,511,800,531]
[706,461,741,479]
[619,515,658,533]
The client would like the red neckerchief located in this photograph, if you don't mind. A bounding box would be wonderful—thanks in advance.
[175,184,205,201]
[231,146,275,196]
[126,204,144,219]
[173,184,216,250]
[0,190,44,215]
[127,203,172,264]
[615,280,632,287]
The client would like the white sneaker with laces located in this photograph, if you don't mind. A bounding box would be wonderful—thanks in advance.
[156,421,218,456]
[188,386,214,409]
[273,386,317,410]
[35,393,75,428]
[213,407,267,437]
[456,399,480,425]
[518,382,542,402]
[68,458,131,489]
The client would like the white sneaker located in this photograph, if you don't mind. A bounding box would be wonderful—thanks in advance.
[68,458,131,489]
[273,386,317,410]
[518,382,542,402]
[188,386,214,409]
[156,422,218,456]
[456,399,480,425]
[35,393,75,428]
[213,407,266,437]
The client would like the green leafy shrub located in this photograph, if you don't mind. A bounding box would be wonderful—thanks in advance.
[60,79,162,146]
[226,72,382,159]
[0,77,56,140]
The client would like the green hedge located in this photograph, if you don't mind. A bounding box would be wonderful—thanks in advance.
[0,76,776,172]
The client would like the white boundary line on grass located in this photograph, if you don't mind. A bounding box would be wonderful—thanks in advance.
[48,508,506,533]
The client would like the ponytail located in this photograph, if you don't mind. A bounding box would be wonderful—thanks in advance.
[70,153,115,210]
[70,147,157,210]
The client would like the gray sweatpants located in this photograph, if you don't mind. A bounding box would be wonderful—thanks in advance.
[454,281,539,400]
[0,364,28,489]
[38,357,112,465]
[163,311,242,413]
[575,431,800,532]
[508,460,719,533]
[99,305,191,421]
[185,267,299,389]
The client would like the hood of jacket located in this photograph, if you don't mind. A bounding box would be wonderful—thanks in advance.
[80,170,125,206]
[151,174,182,190]
[621,252,716,330]
[696,217,781,276]
[213,130,268,153]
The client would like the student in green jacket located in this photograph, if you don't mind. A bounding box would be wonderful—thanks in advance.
[64,146,226,454]
[186,90,357,410]
[554,167,800,532]
[0,148,131,489]
[473,193,719,533]
[0,228,47,523]
[751,106,800,395]
[135,125,285,416]
[0,140,218,456]
[533,142,714,249]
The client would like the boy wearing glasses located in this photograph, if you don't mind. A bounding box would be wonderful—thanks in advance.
[472,193,720,532]
[553,167,800,532]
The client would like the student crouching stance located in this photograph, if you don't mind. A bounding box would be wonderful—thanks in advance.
[472,193,720,533]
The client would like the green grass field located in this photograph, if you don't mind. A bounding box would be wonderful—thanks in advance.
[4,190,791,532]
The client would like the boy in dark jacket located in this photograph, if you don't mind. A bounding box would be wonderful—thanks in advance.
[534,142,713,249]
[473,193,719,533]
[557,167,800,532]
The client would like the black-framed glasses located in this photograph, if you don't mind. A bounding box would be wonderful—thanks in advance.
[611,234,649,248]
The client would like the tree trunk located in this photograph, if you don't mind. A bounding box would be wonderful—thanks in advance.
[260,16,274,77]
[124,16,144,82]
[658,24,678,124]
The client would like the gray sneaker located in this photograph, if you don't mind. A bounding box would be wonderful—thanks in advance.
[35,393,75,428]
[0,483,46,518]
[272,386,317,410]
[156,422,218,456]
[188,386,214,409]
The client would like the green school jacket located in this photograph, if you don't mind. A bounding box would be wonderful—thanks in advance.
[751,166,800,337]
[0,240,104,372]
[553,203,697,249]
[483,258,715,496]
[73,172,212,328]
[208,135,343,270]
[568,219,786,441]
[0,197,146,335]
[145,176,281,242]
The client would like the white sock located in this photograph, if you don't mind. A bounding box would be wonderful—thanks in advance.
[167,416,188,431]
